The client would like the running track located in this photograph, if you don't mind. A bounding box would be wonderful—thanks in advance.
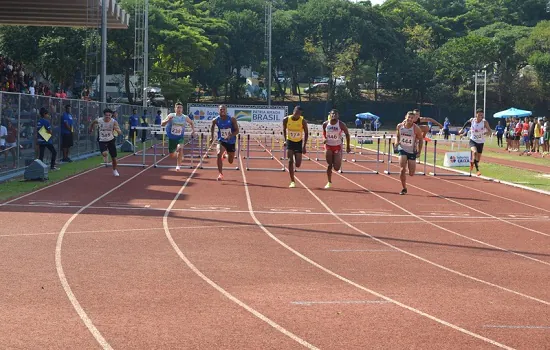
[1,139,549,349]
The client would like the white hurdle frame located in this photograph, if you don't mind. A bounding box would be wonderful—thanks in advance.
[429,139,473,177]
[246,134,285,171]
[198,133,240,171]
[383,139,428,176]
[102,138,148,168]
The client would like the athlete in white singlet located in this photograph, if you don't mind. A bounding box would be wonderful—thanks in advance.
[89,108,123,176]
[459,108,492,176]
[395,111,424,195]
[161,102,195,171]
[322,109,350,188]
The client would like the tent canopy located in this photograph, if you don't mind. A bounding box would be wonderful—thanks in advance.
[356,112,380,120]
[493,107,532,119]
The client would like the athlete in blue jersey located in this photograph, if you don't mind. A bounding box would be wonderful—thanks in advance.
[210,104,239,181]
[161,102,195,171]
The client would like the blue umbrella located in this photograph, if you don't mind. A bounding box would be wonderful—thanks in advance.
[493,107,532,119]
[356,112,380,120]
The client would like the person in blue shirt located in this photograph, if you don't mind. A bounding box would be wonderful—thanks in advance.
[495,120,505,147]
[443,118,451,140]
[210,104,239,181]
[60,104,74,162]
[355,118,362,129]
[36,108,58,170]
[129,109,139,144]
[140,112,148,143]
[154,110,162,140]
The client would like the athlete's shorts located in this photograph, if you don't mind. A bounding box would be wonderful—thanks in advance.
[469,139,484,154]
[218,141,236,153]
[544,132,550,141]
[399,150,417,160]
[286,140,303,153]
[99,138,117,158]
[168,137,184,153]
[325,144,342,153]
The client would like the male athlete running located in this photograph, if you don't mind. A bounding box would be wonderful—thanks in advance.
[396,111,424,195]
[283,106,309,188]
[459,108,492,176]
[322,109,350,188]
[162,102,195,171]
[210,104,239,181]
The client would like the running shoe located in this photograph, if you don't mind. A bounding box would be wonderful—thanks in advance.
[399,188,407,195]
[476,171,481,176]
[289,181,296,188]
[175,166,180,172]
[113,170,120,177]
[324,182,332,189]
[217,173,224,181]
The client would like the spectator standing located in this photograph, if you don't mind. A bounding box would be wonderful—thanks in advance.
[129,109,139,144]
[0,122,7,166]
[60,105,74,162]
[140,112,149,143]
[36,108,58,170]
[443,118,450,140]
[155,110,162,140]
[4,120,17,168]
[495,120,505,147]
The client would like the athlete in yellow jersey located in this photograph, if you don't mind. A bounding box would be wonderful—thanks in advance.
[282,106,309,188]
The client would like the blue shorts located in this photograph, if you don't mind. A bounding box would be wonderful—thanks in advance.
[399,150,417,160]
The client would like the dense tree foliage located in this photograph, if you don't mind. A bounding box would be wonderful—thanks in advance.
[1,0,550,112]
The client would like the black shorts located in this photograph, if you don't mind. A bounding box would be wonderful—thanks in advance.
[218,141,236,153]
[61,133,73,148]
[399,149,417,160]
[286,140,303,153]
[469,139,484,154]
[99,138,117,158]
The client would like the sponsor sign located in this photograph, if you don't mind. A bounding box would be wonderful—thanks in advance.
[443,151,471,167]
[187,103,288,123]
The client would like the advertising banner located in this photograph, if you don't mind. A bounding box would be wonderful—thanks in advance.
[443,151,471,167]
[187,103,288,123]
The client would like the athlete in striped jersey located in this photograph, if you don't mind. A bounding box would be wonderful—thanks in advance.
[322,109,351,189]
[396,111,424,195]
[283,106,309,188]
[459,108,492,176]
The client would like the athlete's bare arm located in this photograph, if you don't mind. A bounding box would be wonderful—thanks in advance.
[185,115,196,134]
[414,124,424,155]
[322,121,328,144]
[459,118,473,135]
[484,120,492,135]
[282,117,288,142]
[113,120,122,135]
[161,114,173,127]
[88,119,98,134]
[302,118,309,153]
[420,117,443,127]
[210,118,217,143]
[228,117,239,139]
[341,121,351,152]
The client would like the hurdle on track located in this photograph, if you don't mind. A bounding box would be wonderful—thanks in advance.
[383,139,428,176]
[429,140,473,177]
[198,133,240,171]
[242,135,275,159]
[349,137,384,163]
[245,134,285,171]
[102,139,149,168]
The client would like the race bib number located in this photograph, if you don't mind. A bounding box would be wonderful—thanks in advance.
[327,133,339,140]
[171,125,183,136]
[400,137,413,145]
[289,131,302,139]
[220,128,231,139]
[100,130,112,139]
[472,133,482,140]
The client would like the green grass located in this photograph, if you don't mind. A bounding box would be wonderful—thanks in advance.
[351,140,550,192]
[0,152,134,202]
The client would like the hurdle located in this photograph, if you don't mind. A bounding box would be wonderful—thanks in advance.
[246,134,285,171]
[198,133,240,171]
[102,138,148,168]
[242,134,275,160]
[428,140,473,177]
[350,137,384,163]
[383,140,428,176]
[152,136,195,169]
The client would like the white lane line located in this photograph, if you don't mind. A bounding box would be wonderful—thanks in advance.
[238,156,515,349]
[162,152,318,349]
[328,249,397,252]
[320,160,550,266]
[55,155,169,350]
[291,300,391,306]
[351,155,550,238]
[482,325,550,330]
[6,217,550,239]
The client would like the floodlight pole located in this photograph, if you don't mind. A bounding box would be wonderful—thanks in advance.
[142,0,149,108]
[100,0,108,104]
[483,67,488,115]
[473,72,478,118]
[267,0,272,106]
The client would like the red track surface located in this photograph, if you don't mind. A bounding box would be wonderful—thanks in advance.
[1,139,549,349]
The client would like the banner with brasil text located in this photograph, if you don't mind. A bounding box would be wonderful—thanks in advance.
[187,103,288,123]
